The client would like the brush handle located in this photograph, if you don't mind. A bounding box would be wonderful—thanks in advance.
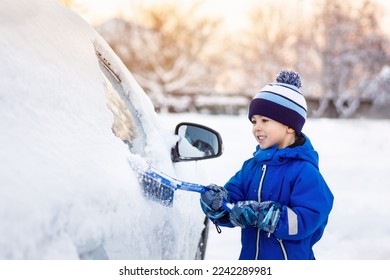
[178,181,208,193]
[145,166,234,211]
[176,181,233,211]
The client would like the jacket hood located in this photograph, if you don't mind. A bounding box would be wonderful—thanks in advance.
[253,133,319,169]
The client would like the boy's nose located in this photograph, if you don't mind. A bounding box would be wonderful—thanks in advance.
[254,123,262,130]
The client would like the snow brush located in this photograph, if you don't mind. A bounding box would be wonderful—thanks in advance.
[134,164,280,236]
[135,164,233,210]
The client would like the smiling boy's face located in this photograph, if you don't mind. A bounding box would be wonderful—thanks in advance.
[251,115,296,149]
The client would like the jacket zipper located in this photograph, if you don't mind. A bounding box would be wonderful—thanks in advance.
[278,239,288,260]
[255,164,267,260]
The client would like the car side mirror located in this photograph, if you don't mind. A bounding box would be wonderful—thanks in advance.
[171,122,223,162]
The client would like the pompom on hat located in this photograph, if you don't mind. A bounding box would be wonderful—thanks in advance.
[248,70,307,134]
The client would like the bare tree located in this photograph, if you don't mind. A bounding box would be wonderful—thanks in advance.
[312,0,389,117]
[226,0,390,118]
[229,0,312,96]
[96,2,223,112]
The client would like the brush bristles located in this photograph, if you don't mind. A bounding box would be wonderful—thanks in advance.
[138,174,175,207]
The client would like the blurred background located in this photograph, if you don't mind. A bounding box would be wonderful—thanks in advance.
[60,0,390,119]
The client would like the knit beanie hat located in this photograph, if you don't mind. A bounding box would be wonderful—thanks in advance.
[248,70,307,134]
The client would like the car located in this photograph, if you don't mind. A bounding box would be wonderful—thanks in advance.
[0,0,222,260]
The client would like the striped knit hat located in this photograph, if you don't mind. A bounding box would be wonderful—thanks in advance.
[248,70,307,134]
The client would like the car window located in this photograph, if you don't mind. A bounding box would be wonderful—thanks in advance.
[96,51,147,156]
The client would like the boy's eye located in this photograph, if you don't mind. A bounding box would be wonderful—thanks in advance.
[251,119,256,124]
[261,118,269,123]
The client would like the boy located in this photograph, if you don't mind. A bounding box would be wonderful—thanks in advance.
[201,70,334,260]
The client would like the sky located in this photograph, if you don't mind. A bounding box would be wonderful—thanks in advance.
[2,0,390,267]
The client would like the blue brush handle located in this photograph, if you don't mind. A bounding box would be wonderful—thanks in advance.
[178,181,207,193]
[180,182,233,211]
[145,167,233,211]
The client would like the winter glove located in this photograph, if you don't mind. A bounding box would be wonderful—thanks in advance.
[200,184,230,219]
[258,201,282,235]
[229,201,260,228]
[229,200,282,230]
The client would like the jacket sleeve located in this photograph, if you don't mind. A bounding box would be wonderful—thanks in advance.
[274,163,334,240]
[210,161,251,228]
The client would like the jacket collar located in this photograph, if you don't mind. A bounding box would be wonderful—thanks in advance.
[252,133,319,168]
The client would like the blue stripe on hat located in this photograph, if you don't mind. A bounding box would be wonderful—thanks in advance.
[255,92,307,119]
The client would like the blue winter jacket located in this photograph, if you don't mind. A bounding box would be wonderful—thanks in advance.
[219,134,334,260]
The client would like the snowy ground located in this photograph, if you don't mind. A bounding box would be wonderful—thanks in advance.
[160,113,390,260]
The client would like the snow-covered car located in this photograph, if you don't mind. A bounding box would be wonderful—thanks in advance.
[0,0,223,259]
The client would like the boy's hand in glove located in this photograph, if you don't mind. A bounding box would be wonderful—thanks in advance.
[229,200,282,233]
[229,201,260,228]
[200,184,229,219]
[258,202,282,235]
